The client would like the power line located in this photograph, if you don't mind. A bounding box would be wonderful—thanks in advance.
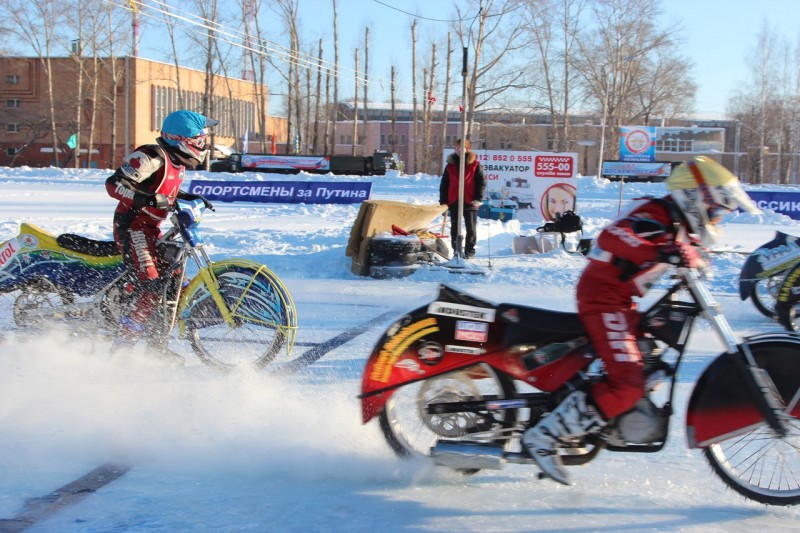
[112,0,459,102]
[371,0,464,23]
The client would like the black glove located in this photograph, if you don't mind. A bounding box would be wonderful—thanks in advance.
[656,241,702,268]
[181,193,215,211]
[133,192,170,210]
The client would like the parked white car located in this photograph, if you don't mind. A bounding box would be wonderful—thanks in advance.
[485,191,518,209]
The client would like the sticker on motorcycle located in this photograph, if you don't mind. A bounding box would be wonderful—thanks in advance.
[0,239,19,269]
[418,341,444,365]
[19,234,38,249]
[394,359,422,374]
[454,320,489,342]
[445,344,484,355]
[369,317,440,383]
[427,301,496,322]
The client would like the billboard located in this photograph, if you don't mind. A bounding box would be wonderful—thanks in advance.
[619,126,656,162]
[443,149,578,222]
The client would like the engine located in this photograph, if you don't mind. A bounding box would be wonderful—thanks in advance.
[608,396,667,445]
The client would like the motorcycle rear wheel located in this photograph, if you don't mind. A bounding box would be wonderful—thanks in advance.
[378,364,516,473]
[703,343,800,505]
[182,266,292,370]
[12,279,75,334]
[750,276,779,318]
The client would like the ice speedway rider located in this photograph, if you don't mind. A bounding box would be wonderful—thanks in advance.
[105,109,217,355]
[523,156,762,485]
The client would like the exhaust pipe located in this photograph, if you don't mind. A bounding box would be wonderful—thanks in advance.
[431,441,506,470]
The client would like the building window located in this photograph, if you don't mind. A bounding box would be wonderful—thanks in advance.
[6,99,21,108]
[6,123,21,133]
[5,75,20,84]
[6,147,19,156]
[656,138,693,152]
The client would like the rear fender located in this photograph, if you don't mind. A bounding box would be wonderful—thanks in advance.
[0,223,123,295]
[360,285,508,423]
[739,231,800,300]
[686,333,800,448]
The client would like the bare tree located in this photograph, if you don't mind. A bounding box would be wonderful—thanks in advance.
[331,0,339,154]
[522,0,588,152]
[439,32,453,164]
[2,0,68,166]
[163,0,185,107]
[362,26,369,155]
[454,0,530,139]
[323,67,331,155]
[352,47,359,156]
[390,66,397,153]
[411,19,419,172]
[312,38,323,154]
[729,22,787,184]
[575,0,691,162]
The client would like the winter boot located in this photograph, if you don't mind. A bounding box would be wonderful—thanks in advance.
[110,316,146,354]
[522,390,606,485]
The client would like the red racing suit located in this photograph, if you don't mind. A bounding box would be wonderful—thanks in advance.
[577,195,692,419]
[106,143,187,325]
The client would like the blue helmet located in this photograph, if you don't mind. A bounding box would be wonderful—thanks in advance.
[160,110,219,162]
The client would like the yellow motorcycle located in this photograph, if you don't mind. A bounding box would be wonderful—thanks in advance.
[0,199,297,369]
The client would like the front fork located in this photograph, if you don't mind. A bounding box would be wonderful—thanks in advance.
[188,246,237,328]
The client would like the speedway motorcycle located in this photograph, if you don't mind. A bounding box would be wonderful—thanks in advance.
[738,230,800,332]
[0,199,297,369]
[360,268,800,506]
[739,230,800,320]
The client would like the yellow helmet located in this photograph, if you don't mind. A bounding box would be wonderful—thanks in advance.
[666,156,761,245]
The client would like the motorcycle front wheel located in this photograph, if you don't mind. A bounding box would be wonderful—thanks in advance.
[180,264,296,370]
[378,363,516,473]
[703,342,800,505]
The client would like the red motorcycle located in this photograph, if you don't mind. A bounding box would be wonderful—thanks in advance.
[360,268,800,505]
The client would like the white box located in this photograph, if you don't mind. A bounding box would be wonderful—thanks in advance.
[512,233,560,254]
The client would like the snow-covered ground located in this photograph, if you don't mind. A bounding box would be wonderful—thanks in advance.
[1,166,800,532]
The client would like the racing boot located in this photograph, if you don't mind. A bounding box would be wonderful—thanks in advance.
[110,316,147,354]
[522,390,606,485]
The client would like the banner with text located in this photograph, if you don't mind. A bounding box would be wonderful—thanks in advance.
[187,180,372,204]
[746,191,800,220]
[443,149,578,222]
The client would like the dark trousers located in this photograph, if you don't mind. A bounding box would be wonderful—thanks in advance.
[448,205,478,256]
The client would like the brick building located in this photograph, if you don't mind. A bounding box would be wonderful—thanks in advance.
[0,56,286,169]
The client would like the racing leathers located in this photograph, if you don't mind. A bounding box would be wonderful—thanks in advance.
[577,195,697,419]
[105,138,204,338]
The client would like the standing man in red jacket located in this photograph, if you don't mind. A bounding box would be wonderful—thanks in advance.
[106,109,216,355]
[439,138,486,259]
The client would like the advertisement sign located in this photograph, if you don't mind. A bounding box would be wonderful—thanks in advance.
[443,149,578,222]
[187,180,372,205]
[240,154,330,171]
[746,191,800,220]
[620,126,656,162]
[601,161,672,177]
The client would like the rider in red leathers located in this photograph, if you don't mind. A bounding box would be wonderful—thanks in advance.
[106,110,216,355]
[523,156,762,485]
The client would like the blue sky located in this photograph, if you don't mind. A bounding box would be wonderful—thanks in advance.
[139,0,800,117]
